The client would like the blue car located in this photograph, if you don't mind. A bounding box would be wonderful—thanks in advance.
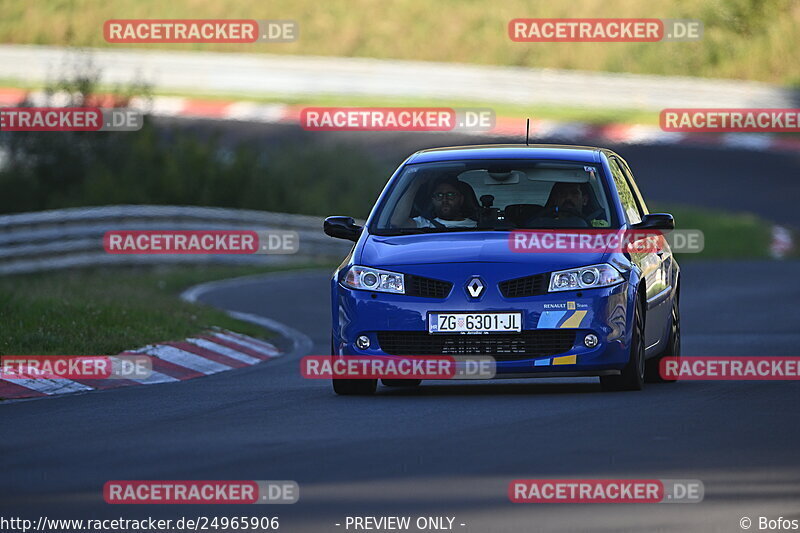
[324,144,680,395]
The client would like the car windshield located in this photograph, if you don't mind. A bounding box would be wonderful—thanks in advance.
[370,159,618,234]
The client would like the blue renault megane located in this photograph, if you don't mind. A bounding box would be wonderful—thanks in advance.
[324,144,680,395]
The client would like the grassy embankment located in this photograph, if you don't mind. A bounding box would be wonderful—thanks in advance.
[1,0,797,85]
[0,263,331,356]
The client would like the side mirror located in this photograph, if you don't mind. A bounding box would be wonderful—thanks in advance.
[324,216,363,242]
[633,213,675,231]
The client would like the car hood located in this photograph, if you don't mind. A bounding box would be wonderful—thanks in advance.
[359,232,609,270]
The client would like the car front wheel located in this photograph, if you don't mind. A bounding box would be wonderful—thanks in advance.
[333,378,377,395]
[645,293,680,383]
[381,379,422,388]
[601,295,645,392]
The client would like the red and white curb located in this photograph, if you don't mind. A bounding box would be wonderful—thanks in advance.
[2,88,800,154]
[0,329,281,400]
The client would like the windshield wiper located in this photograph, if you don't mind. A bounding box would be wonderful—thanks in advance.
[371,228,432,236]
[373,226,516,236]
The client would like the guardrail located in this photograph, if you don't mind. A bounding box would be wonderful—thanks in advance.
[0,205,353,275]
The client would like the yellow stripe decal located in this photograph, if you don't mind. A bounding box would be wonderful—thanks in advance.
[552,355,577,365]
[560,310,587,328]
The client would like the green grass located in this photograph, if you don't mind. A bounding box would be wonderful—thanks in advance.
[0,262,333,356]
[0,0,797,85]
[653,204,779,259]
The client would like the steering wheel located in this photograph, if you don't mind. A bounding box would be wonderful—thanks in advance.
[538,205,584,219]
[583,207,607,223]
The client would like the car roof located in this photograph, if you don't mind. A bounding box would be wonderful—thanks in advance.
[405,144,612,164]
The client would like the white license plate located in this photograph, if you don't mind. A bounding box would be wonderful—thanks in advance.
[429,312,522,334]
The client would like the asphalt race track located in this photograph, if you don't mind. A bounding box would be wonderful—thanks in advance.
[2,141,800,532]
[3,267,800,532]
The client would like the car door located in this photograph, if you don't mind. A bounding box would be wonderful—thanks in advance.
[608,156,672,353]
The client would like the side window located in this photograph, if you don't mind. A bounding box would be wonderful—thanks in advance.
[618,160,649,216]
[608,158,642,225]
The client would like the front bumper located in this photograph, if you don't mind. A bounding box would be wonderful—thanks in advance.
[332,269,633,377]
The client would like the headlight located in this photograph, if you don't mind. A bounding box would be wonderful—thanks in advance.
[343,265,405,294]
[549,263,623,292]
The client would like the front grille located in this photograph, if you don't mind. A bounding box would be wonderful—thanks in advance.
[499,274,548,298]
[405,275,452,298]
[377,330,576,360]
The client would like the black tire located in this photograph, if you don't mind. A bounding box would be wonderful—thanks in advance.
[333,378,377,395]
[381,379,422,388]
[645,293,681,383]
[331,335,377,395]
[601,295,645,391]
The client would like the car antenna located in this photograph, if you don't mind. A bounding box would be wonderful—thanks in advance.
[525,118,530,146]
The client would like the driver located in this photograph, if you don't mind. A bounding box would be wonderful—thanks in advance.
[549,182,587,215]
[525,182,592,228]
[405,176,477,228]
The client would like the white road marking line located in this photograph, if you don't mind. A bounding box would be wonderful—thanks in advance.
[223,331,281,355]
[212,332,278,357]
[185,337,261,365]
[128,370,179,384]
[225,311,312,358]
[2,378,93,395]
[141,345,232,375]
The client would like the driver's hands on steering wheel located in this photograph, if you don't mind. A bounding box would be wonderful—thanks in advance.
[542,205,583,220]
[526,206,590,228]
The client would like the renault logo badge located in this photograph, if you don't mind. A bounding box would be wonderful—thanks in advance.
[466,277,485,298]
